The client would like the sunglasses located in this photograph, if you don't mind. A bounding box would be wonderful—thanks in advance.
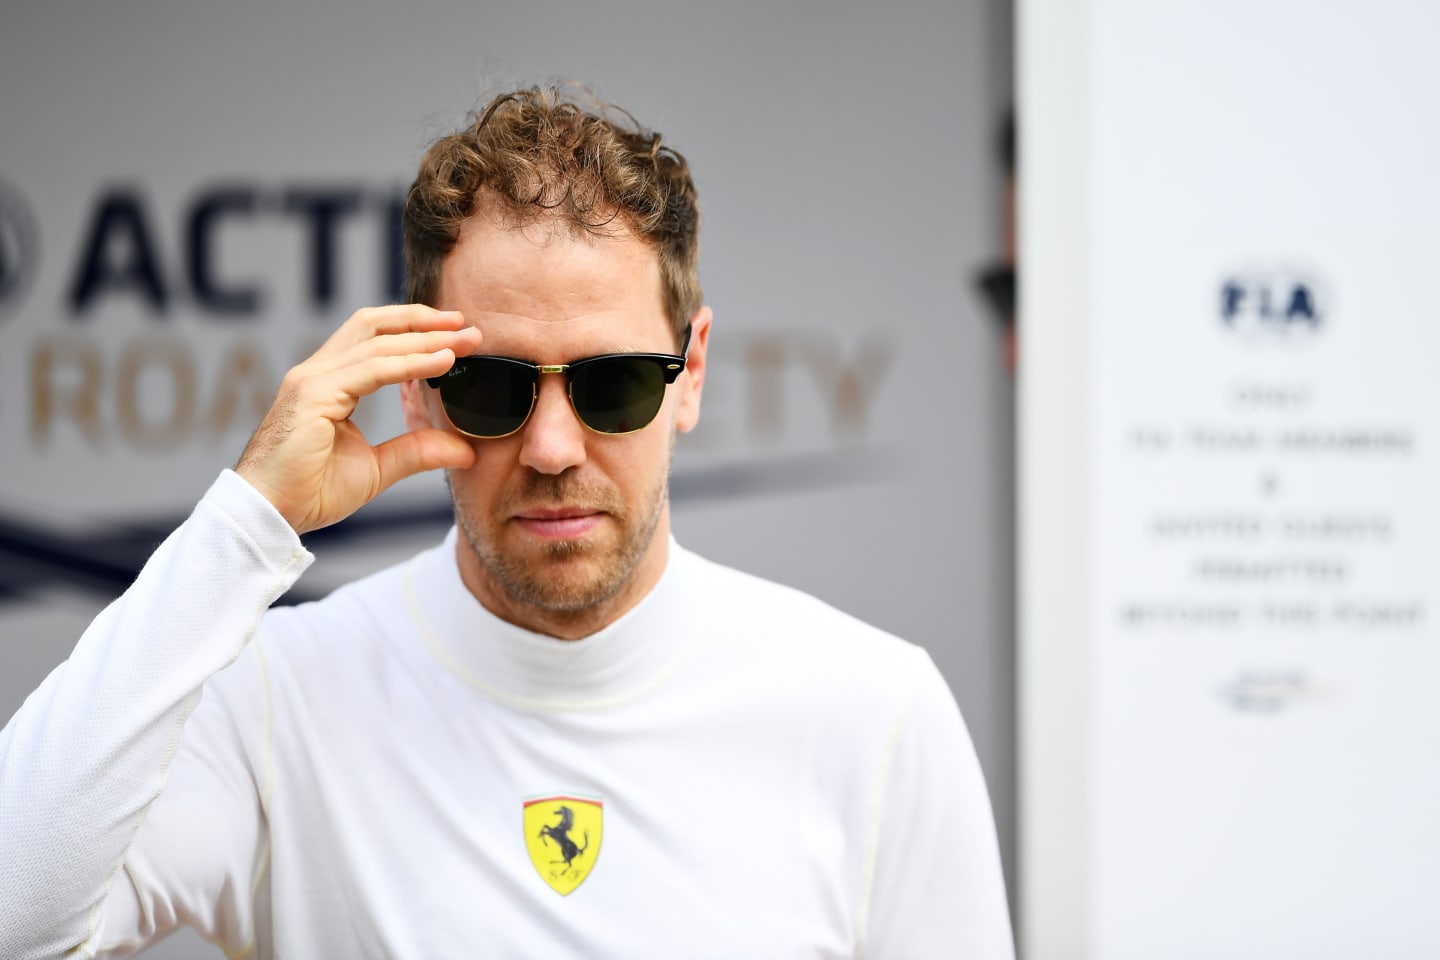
[426,327,692,438]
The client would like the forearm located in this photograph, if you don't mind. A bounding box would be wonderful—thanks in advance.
[0,470,311,958]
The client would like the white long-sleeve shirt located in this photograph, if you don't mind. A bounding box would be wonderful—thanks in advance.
[0,470,1013,958]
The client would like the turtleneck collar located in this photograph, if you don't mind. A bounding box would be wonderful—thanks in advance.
[401,528,703,712]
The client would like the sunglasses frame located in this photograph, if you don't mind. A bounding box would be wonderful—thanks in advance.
[426,326,692,439]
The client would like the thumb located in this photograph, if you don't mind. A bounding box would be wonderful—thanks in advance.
[373,429,476,492]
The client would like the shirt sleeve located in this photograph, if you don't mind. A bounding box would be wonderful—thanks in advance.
[0,470,312,960]
[857,651,1016,959]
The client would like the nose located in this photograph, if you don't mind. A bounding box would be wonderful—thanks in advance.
[516,372,588,474]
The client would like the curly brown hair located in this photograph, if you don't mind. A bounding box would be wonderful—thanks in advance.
[403,86,701,347]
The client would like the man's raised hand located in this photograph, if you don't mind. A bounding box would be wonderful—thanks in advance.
[235,305,482,534]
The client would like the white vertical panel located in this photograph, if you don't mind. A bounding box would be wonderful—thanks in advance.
[1018,0,1094,954]
[1023,1,1440,956]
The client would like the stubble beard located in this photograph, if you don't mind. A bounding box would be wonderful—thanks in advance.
[450,467,669,617]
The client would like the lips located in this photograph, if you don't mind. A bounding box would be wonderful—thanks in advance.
[512,508,604,539]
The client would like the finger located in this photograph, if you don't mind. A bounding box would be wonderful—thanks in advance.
[355,305,469,338]
[322,326,483,375]
[355,347,465,396]
[373,427,477,491]
[282,347,461,425]
[318,305,470,358]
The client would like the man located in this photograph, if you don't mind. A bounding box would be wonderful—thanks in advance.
[0,87,1013,958]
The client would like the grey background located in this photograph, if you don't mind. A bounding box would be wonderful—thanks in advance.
[0,0,1016,953]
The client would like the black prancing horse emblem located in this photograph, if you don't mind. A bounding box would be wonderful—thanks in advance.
[538,805,590,869]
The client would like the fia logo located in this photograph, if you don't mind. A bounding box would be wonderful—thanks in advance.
[0,177,39,319]
[1219,269,1325,339]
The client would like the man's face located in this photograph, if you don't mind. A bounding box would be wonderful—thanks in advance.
[401,209,709,638]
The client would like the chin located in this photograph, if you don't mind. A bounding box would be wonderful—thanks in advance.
[499,555,632,614]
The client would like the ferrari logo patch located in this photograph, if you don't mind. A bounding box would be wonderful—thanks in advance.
[523,794,603,896]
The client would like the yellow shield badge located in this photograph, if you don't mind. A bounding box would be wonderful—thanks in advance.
[523,794,603,896]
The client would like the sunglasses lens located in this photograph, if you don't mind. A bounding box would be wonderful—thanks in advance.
[570,357,669,434]
[437,358,535,438]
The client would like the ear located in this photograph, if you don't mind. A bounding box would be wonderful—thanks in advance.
[674,306,711,434]
[400,377,440,433]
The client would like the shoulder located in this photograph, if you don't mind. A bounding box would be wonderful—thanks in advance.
[678,546,938,706]
[249,543,435,680]
[682,546,917,655]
